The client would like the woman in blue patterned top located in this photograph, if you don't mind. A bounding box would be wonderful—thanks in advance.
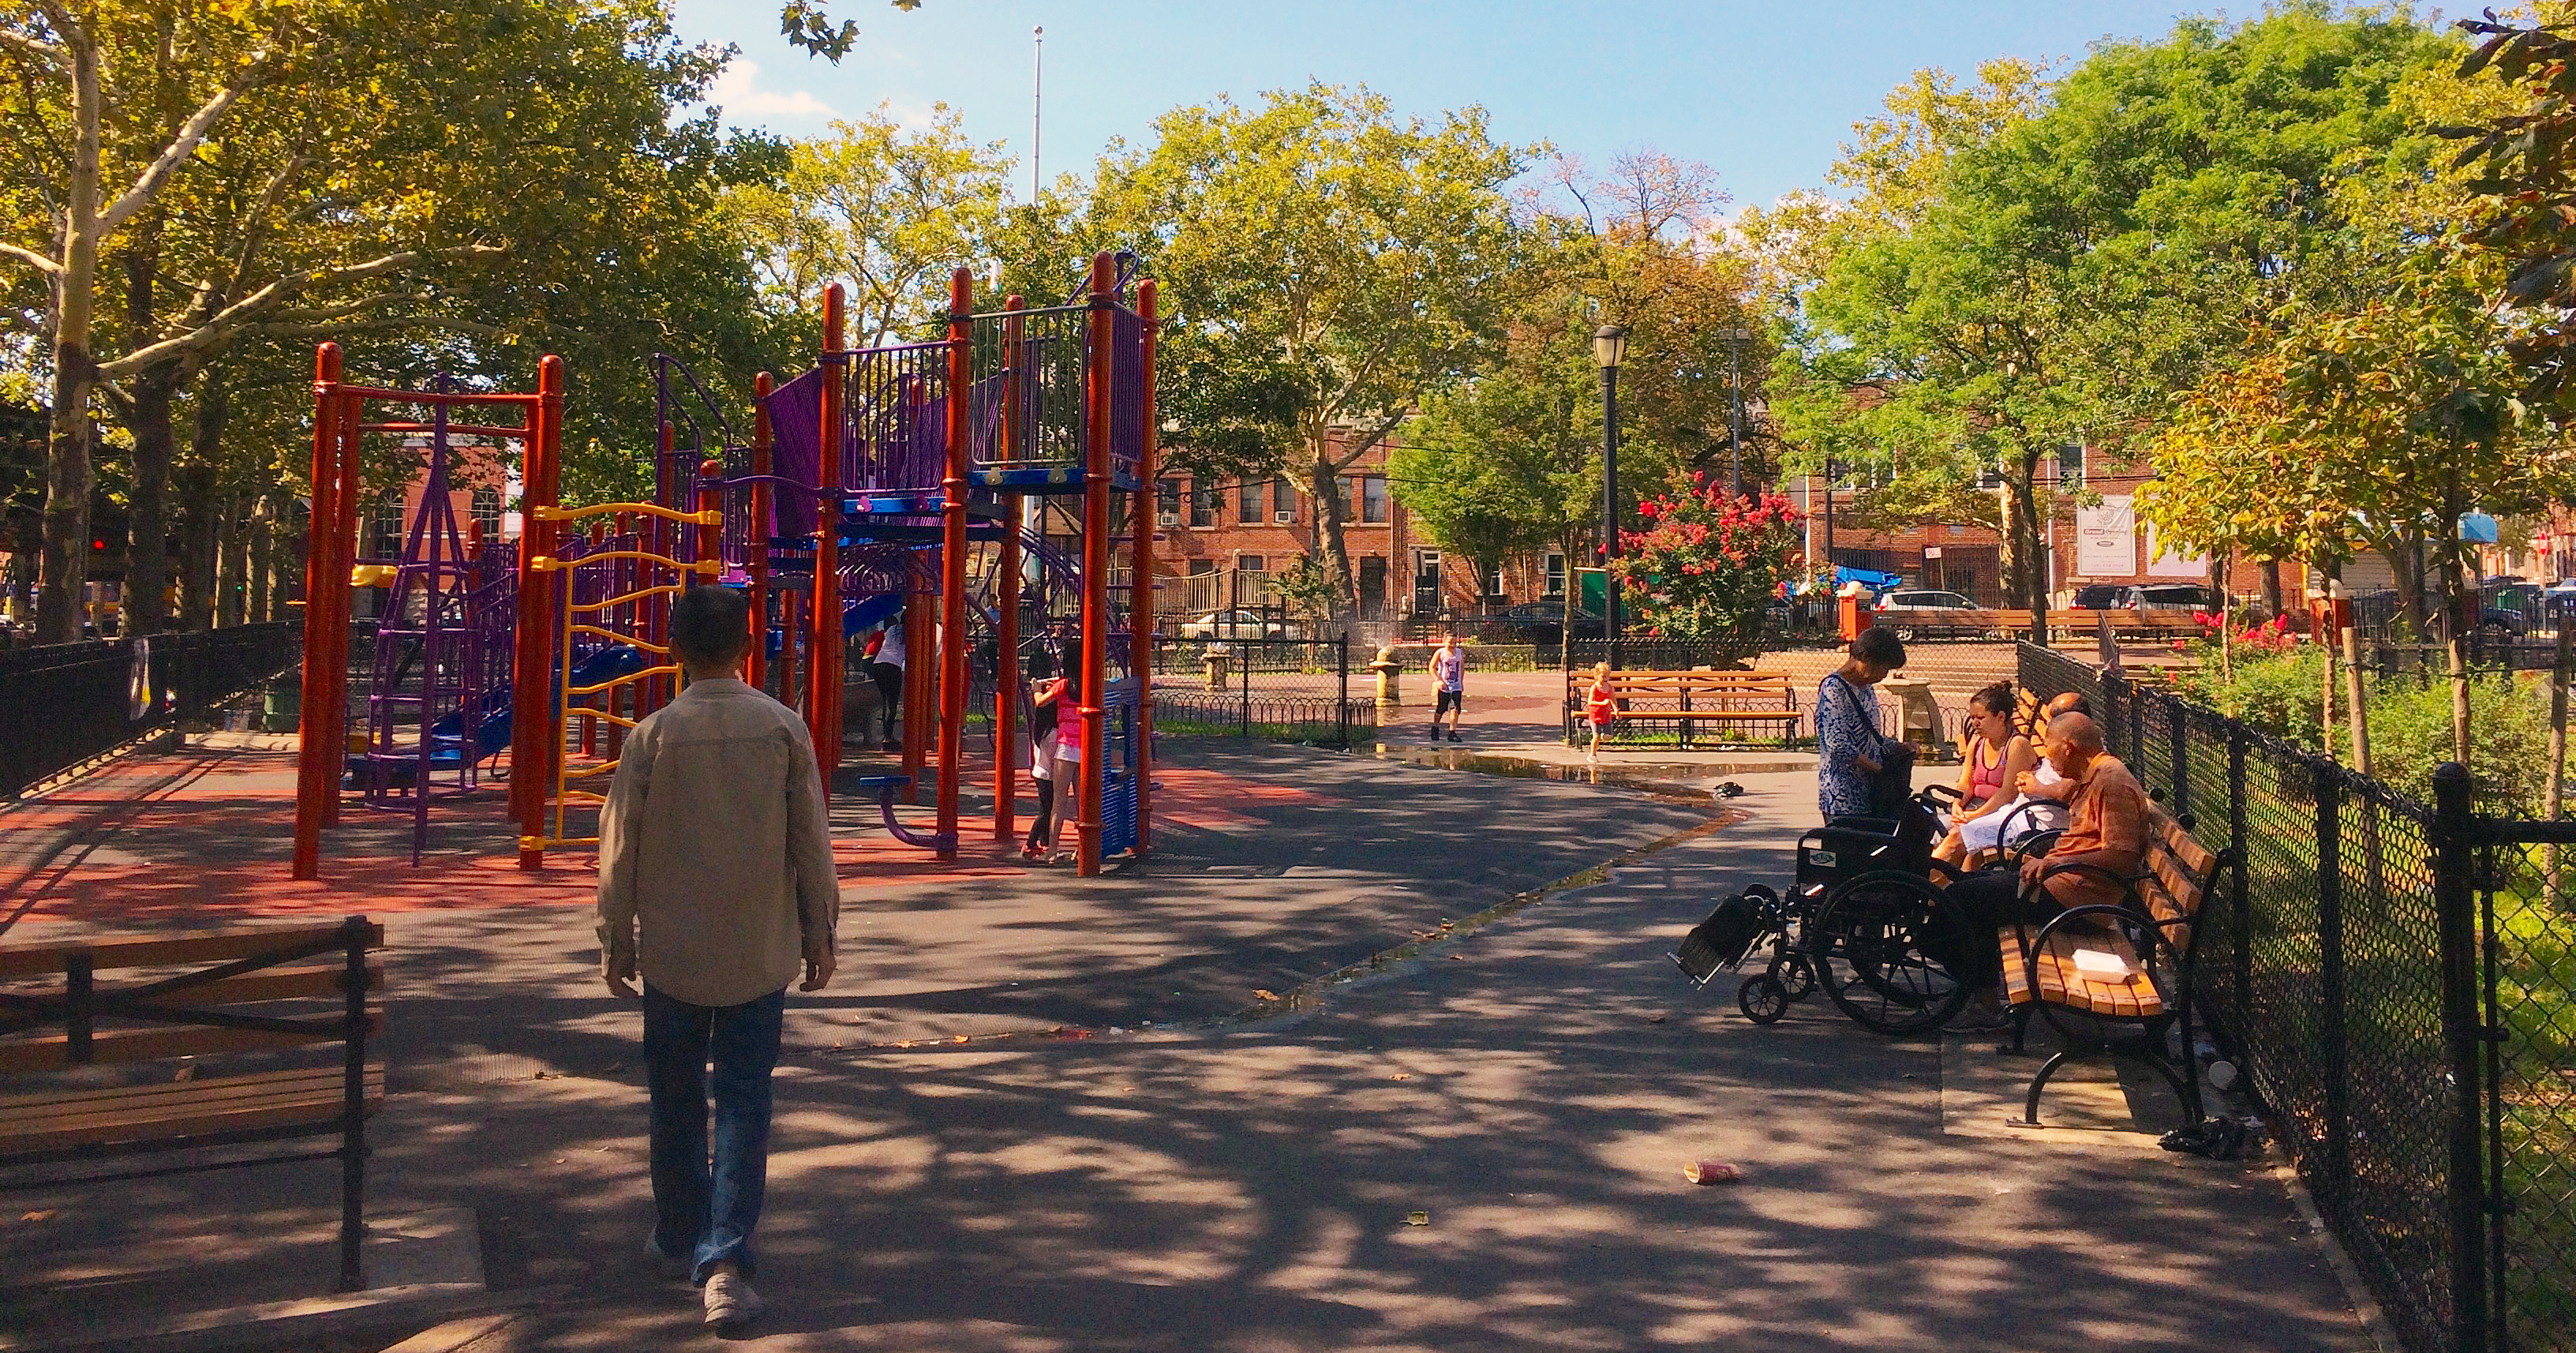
[1814,627,1907,820]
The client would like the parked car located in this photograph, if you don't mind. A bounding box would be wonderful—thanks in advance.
[1178,608,1303,640]
[2480,605,2529,638]
[1484,601,1603,643]
[2131,584,2210,612]
[2070,583,2128,610]
[1873,590,1980,612]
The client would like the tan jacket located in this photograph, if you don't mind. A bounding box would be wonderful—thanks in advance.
[596,677,839,1007]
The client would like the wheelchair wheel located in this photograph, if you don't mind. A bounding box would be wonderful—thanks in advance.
[1810,871,1975,1036]
[1738,973,1790,1024]
[1777,952,1815,1001]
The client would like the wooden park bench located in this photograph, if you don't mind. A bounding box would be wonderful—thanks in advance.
[1561,669,1803,747]
[1874,608,2206,641]
[2000,805,2228,1126]
[0,917,386,1291]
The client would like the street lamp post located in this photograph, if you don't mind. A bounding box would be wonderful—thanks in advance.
[1719,326,1754,494]
[1594,324,1629,670]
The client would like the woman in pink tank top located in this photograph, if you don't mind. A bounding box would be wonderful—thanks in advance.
[1934,680,2038,867]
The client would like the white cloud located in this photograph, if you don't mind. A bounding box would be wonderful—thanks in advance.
[709,59,837,122]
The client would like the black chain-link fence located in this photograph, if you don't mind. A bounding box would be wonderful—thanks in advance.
[2020,643,2574,1353]
[0,624,303,798]
[1147,635,1370,749]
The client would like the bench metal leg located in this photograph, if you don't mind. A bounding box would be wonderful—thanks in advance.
[2021,1048,2071,1125]
[2132,1045,2203,1126]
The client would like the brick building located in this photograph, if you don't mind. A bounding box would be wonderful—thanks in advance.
[1149,428,1544,622]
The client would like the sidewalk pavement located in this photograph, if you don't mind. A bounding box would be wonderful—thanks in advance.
[0,744,2371,1351]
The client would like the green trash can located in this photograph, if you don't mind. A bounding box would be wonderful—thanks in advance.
[263,671,301,733]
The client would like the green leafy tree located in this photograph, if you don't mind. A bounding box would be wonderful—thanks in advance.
[1774,13,2456,620]
[1085,82,1538,611]
[730,105,1011,346]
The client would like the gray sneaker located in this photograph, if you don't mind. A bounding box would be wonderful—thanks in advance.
[704,1269,765,1327]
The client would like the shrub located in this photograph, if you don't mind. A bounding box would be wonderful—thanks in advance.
[1609,479,1803,664]
[2365,672,2555,815]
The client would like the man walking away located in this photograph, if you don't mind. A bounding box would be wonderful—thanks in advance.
[1431,635,1466,743]
[597,584,841,1329]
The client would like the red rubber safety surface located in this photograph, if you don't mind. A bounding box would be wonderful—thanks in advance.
[0,746,1333,934]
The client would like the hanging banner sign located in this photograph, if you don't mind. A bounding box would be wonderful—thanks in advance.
[2075,496,2136,576]
[2144,519,2209,579]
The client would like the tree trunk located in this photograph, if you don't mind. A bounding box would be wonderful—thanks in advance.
[124,368,179,635]
[2260,559,2285,620]
[36,34,106,647]
[176,461,218,629]
[215,493,247,627]
[2435,515,2473,770]
[247,495,275,624]
[1306,439,1356,616]
[270,503,301,624]
[178,373,230,628]
[2002,455,2047,639]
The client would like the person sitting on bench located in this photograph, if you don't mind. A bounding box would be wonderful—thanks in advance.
[1934,711,2147,1030]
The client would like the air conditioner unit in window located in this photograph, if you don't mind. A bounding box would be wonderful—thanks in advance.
[1273,510,1294,524]
[1158,511,1180,527]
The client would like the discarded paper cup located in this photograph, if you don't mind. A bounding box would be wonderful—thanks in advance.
[1683,1160,1743,1186]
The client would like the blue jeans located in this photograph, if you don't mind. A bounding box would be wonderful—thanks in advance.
[643,984,785,1284]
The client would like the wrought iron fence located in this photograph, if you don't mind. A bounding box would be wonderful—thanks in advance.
[1146,635,1368,748]
[2019,642,2574,1353]
[0,623,302,798]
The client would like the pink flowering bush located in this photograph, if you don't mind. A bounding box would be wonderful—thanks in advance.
[1609,476,1805,659]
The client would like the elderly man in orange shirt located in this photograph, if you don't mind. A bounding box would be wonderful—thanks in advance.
[1933,710,2147,1029]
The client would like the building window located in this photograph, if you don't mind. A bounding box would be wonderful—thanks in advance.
[369,495,405,559]
[1186,558,1216,576]
[1485,569,1507,601]
[1189,480,1218,528]
[1361,475,1388,523]
[1271,480,1295,523]
[1237,555,1265,574]
[1544,552,1567,597]
[1156,478,1181,527]
[471,488,502,540]
[1237,480,1261,524]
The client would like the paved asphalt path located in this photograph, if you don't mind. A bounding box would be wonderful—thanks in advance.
[0,754,2368,1351]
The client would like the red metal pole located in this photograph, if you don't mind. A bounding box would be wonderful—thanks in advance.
[1076,251,1114,876]
[513,357,564,869]
[935,267,973,859]
[809,286,844,786]
[903,593,929,800]
[749,372,773,693]
[325,387,363,827]
[292,344,343,880]
[646,421,675,719]
[1133,278,1159,853]
[994,295,1024,842]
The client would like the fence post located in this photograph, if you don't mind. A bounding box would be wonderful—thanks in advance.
[2169,696,2189,817]
[2227,722,2252,1061]
[1239,635,1251,740]
[2312,759,2350,1213]
[1338,635,1350,748]
[2430,761,2491,1353]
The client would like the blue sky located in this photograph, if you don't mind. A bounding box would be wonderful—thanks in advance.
[676,0,2250,208]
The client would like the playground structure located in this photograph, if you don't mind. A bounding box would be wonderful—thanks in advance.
[290,252,1159,880]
